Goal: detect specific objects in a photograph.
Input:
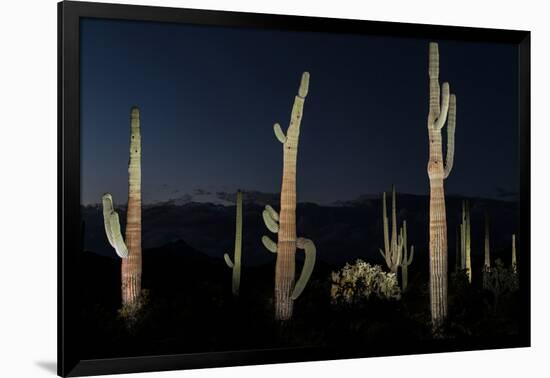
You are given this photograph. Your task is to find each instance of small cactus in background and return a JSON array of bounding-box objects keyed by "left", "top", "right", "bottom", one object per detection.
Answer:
[
  {"left": 459, "top": 200, "right": 472, "bottom": 283},
  {"left": 331, "top": 260, "right": 401, "bottom": 304},
  {"left": 379, "top": 185, "right": 404, "bottom": 274},
  {"left": 512, "top": 234, "right": 517, "bottom": 272},
  {"left": 261, "top": 72, "right": 317, "bottom": 320},
  {"left": 224, "top": 190, "right": 243, "bottom": 296},
  {"left": 482, "top": 212, "right": 491, "bottom": 289},
  {"left": 484, "top": 212, "right": 491, "bottom": 269},
  {"left": 400, "top": 221, "right": 414, "bottom": 292}
]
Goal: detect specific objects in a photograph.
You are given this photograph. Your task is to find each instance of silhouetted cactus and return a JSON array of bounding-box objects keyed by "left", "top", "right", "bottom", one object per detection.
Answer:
[
  {"left": 224, "top": 190, "right": 243, "bottom": 296},
  {"left": 426, "top": 42, "right": 457, "bottom": 330},
  {"left": 261, "top": 72, "right": 316, "bottom": 320}
]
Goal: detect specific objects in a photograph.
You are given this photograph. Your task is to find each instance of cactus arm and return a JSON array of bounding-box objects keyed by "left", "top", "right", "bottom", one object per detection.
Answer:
[
  {"left": 262, "top": 235, "right": 277, "bottom": 253},
  {"left": 443, "top": 94, "right": 456, "bottom": 179},
  {"left": 298, "top": 72, "right": 310, "bottom": 98},
  {"left": 434, "top": 82, "right": 450, "bottom": 130},
  {"left": 108, "top": 212, "right": 129, "bottom": 258},
  {"left": 407, "top": 245, "right": 414, "bottom": 265},
  {"left": 102, "top": 193, "right": 128, "bottom": 258},
  {"left": 262, "top": 208, "right": 279, "bottom": 233},
  {"left": 291, "top": 237, "right": 316, "bottom": 300},
  {"left": 102, "top": 194, "right": 115, "bottom": 247},
  {"left": 396, "top": 227, "right": 404, "bottom": 267},
  {"left": 274, "top": 123, "right": 287, "bottom": 144},
  {"left": 428, "top": 42, "right": 441, "bottom": 125},
  {"left": 379, "top": 248, "right": 390, "bottom": 266},
  {"left": 265, "top": 204, "right": 279, "bottom": 222},
  {"left": 224, "top": 253, "right": 234, "bottom": 268}
]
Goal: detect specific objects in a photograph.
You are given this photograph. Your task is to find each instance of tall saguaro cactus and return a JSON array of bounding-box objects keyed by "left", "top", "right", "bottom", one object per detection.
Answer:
[
  {"left": 261, "top": 72, "right": 317, "bottom": 321},
  {"left": 459, "top": 200, "right": 472, "bottom": 282},
  {"left": 426, "top": 42, "right": 457, "bottom": 330},
  {"left": 102, "top": 106, "right": 143, "bottom": 312},
  {"left": 224, "top": 190, "right": 243, "bottom": 296}
]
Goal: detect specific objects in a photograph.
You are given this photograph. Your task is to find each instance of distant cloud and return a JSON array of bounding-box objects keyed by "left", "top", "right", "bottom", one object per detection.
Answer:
[{"left": 193, "top": 188, "right": 212, "bottom": 196}]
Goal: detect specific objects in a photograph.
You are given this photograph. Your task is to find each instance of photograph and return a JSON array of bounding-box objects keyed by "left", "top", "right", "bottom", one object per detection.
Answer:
[{"left": 76, "top": 14, "right": 526, "bottom": 362}]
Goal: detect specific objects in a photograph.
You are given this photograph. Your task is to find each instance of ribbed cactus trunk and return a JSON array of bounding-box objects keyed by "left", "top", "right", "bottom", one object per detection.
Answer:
[
  {"left": 121, "top": 106, "right": 142, "bottom": 308},
  {"left": 274, "top": 73, "right": 309, "bottom": 321},
  {"left": 426, "top": 42, "right": 456, "bottom": 331}
]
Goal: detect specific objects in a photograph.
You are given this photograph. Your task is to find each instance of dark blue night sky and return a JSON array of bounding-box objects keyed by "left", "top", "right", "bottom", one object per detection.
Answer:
[{"left": 80, "top": 18, "right": 519, "bottom": 205}]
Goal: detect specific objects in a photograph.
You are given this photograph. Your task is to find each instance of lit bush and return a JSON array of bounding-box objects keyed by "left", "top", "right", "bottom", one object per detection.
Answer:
[{"left": 330, "top": 259, "right": 401, "bottom": 304}]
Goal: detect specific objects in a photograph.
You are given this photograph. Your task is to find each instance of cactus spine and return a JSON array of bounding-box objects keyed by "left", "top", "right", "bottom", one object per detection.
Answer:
[
  {"left": 459, "top": 200, "right": 472, "bottom": 282},
  {"left": 400, "top": 221, "right": 414, "bottom": 292},
  {"left": 102, "top": 106, "right": 142, "bottom": 311},
  {"left": 261, "top": 72, "right": 317, "bottom": 320},
  {"left": 379, "top": 185, "right": 404, "bottom": 274},
  {"left": 224, "top": 190, "right": 243, "bottom": 296},
  {"left": 426, "top": 42, "right": 457, "bottom": 330}
]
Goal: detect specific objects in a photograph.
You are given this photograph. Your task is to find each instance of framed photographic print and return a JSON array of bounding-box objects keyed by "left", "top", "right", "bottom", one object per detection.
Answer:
[{"left": 58, "top": 1, "right": 530, "bottom": 376}]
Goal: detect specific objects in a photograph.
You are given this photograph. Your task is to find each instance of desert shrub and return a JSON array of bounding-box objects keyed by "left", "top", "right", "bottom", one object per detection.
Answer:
[
  {"left": 483, "top": 259, "right": 519, "bottom": 312},
  {"left": 330, "top": 259, "right": 401, "bottom": 305}
]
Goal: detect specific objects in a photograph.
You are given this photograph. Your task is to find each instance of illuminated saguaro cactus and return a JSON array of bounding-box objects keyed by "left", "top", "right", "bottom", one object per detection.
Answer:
[
  {"left": 426, "top": 42, "right": 457, "bottom": 330},
  {"left": 102, "top": 106, "right": 142, "bottom": 312},
  {"left": 224, "top": 190, "right": 243, "bottom": 296},
  {"left": 261, "top": 72, "right": 317, "bottom": 321}
]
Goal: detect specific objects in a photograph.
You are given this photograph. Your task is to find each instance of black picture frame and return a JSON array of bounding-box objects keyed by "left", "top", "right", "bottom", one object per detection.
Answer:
[{"left": 58, "top": 1, "right": 531, "bottom": 376}]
